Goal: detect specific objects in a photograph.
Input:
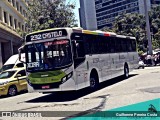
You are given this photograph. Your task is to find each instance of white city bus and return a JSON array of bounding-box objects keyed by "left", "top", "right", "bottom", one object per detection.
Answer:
[{"left": 19, "top": 27, "right": 138, "bottom": 93}]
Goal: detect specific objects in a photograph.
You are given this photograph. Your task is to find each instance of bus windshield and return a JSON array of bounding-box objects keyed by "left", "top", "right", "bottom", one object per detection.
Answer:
[{"left": 26, "top": 39, "right": 72, "bottom": 72}]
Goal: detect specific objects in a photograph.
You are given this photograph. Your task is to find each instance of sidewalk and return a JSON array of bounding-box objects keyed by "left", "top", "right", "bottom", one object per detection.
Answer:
[{"left": 144, "top": 63, "right": 160, "bottom": 67}]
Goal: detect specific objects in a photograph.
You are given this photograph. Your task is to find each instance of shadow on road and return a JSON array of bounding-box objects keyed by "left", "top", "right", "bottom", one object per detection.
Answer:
[
  {"left": 25, "top": 74, "right": 138, "bottom": 103},
  {"left": 0, "top": 90, "right": 28, "bottom": 99}
]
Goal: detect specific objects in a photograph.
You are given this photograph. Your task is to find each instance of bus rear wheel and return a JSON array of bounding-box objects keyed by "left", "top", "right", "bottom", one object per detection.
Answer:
[
  {"left": 90, "top": 71, "right": 99, "bottom": 91},
  {"left": 124, "top": 65, "right": 129, "bottom": 79}
]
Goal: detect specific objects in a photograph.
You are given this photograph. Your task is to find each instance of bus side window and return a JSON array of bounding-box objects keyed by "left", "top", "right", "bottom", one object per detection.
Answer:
[
  {"left": 121, "top": 38, "right": 127, "bottom": 52},
  {"left": 131, "top": 40, "right": 136, "bottom": 51},
  {"left": 76, "top": 41, "right": 85, "bottom": 58},
  {"left": 71, "top": 33, "right": 85, "bottom": 68},
  {"left": 110, "top": 37, "right": 115, "bottom": 53},
  {"left": 71, "top": 33, "right": 85, "bottom": 58},
  {"left": 127, "top": 40, "right": 132, "bottom": 52}
]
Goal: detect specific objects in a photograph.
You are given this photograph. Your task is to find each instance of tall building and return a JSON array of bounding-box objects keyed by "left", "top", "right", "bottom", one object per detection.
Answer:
[
  {"left": 79, "top": 0, "right": 160, "bottom": 30},
  {"left": 0, "top": 0, "right": 28, "bottom": 67},
  {"left": 151, "top": 0, "right": 160, "bottom": 4},
  {"left": 79, "top": 0, "right": 97, "bottom": 30}
]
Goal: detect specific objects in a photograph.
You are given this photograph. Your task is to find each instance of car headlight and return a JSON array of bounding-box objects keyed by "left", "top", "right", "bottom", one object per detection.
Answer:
[{"left": 0, "top": 81, "right": 9, "bottom": 86}]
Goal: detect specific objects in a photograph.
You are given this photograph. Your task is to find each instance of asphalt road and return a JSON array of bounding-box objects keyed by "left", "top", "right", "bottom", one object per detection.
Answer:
[{"left": 0, "top": 66, "right": 160, "bottom": 120}]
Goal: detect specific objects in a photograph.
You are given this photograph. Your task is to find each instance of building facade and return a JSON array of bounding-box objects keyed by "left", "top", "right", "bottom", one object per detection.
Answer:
[
  {"left": 79, "top": 0, "right": 160, "bottom": 30},
  {"left": 0, "top": 0, "right": 28, "bottom": 67}
]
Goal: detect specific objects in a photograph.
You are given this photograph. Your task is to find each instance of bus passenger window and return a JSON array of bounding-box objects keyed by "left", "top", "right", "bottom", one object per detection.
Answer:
[
  {"left": 78, "top": 41, "right": 85, "bottom": 57},
  {"left": 74, "top": 40, "right": 85, "bottom": 58}
]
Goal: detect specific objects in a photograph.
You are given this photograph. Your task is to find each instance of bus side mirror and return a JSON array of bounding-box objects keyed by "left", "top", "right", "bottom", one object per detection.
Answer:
[
  {"left": 72, "top": 41, "right": 78, "bottom": 59},
  {"left": 18, "top": 46, "right": 25, "bottom": 63}
]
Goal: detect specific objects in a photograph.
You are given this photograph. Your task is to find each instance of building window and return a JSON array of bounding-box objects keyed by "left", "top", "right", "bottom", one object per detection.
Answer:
[
  {"left": 20, "top": 6, "right": 22, "bottom": 14},
  {"left": 22, "top": 25, "right": 24, "bottom": 31},
  {"left": 12, "top": 0, "right": 15, "bottom": 7},
  {"left": 23, "top": 10, "right": 25, "bottom": 17},
  {"left": 9, "top": 15, "right": 13, "bottom": 26},
  {"left": 4, "top": 11, "right": 8, "bottom": 24},
  {"left": 16, "top": 1, "right": 19, "bottom": 11},
  {"left": 25, "top": 26, "right": 27, "bottom": 32},
  {"left": 18, "top": 22, "right": 21, "bottom": 29},
  {"left": 14, "top": 19, "right": 17, "bottom": 29},
  {"left": 0, "top": 7, "right": 2, "bottom": 21},
  {"left": 8, "top": 0, "right": 11, "bottom": 3}
]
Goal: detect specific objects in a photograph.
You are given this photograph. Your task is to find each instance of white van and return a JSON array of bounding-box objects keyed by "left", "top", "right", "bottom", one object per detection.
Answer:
[{"left": 0, "top": 54, "right": 25, "bottom": 72}]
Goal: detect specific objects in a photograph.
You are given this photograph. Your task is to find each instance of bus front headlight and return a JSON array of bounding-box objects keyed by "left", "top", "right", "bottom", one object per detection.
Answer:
[{"left": 62, "top": 77, "right": 67, "bottom": 83}]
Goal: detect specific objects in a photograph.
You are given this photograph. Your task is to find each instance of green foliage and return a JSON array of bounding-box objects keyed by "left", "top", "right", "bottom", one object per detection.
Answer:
[
  {"left": 100, "top": 27, "right": 115, "bottom": 32},
  {"left": 102, "top": 5, "right": 160, "bottom": 52},
  {"left": 26, "top": 0, "right": 78, "bottom": 32},
  {"left": 16, "top": 28, "right": 26, "bottom": 41},
  {"left": 138, "top": 50, "right": 144, "bottom": 56}
]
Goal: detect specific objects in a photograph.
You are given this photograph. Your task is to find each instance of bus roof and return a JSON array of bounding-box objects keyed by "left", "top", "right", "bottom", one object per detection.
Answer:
[
  {"left": 93, "top": 30, "right": 117, "bottom": 35},
  {"left": 26, "top": 27, "right": 71, "bottom": 36},
  {"left": 73, "top": 29, "right": 135, "bottom": 39},
  {"left": 26, "top": 27, "right": 135, "bottom": 40},
  {"left": 116, "top": 35, "right": 136, "bottom": 39}
]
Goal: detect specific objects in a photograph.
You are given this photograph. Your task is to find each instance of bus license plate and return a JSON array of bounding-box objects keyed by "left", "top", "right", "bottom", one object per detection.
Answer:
[{"left": 42, "top": 85, "right": 50, "bottom": 89}]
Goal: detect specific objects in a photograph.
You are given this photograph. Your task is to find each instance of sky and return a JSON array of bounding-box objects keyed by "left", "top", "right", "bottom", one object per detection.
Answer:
[{"left": 66, "top": 0, "right": 80, "bottom": 26}]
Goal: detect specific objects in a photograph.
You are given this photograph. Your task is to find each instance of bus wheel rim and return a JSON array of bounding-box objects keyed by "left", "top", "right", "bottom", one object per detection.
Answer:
[
  {"left": 90, "top": 78, "right": 96, "bottom": 87},
  {"left": 125, "top": 68, "right": 129, "bottom": 77}
]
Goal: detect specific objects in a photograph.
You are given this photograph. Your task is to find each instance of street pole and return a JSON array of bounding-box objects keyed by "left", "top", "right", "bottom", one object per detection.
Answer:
[{"left": 144, "top": 0, "right": 153, "bottom": 55}]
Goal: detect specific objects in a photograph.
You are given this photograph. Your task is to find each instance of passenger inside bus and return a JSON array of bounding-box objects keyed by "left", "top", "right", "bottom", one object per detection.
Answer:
[{"left": 43, "top": 53, "right": 52, "bottom": 69}]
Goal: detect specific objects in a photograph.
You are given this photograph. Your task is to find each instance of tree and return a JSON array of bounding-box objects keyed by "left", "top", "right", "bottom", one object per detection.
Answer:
[
  {"left": 106, "top": 5, "right": 160, "bottom": 52},
  {"left": 101, "top": 26, "right": 115, "bottom": 32},
  {"left": 26, "top": 0, "right": 77, "bottom": 32}
]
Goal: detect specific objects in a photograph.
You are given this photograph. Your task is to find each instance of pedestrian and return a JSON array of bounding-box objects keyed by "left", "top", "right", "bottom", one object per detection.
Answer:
[
  {"left": 154, "top": 54, "right": 158, "bottom": 66},
  {"left": 157, "top": 54, "right": 160, "bottom": 65},
  {"left": 146, "top": 54, "right": 152, "bottom": 66}
]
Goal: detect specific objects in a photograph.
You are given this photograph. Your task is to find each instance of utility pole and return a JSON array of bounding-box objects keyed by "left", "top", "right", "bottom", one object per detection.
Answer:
[{"left": 144, "top": 0, "right": 153, "bottom": 55}]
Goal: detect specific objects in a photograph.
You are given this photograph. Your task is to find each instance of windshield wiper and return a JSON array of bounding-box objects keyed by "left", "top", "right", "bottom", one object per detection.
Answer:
[
  {"left": 33, "top": 42, "right": 42, "bottom": 62},
  {"left": 33, "top": 42, "right": 39, "bottom": 53}
]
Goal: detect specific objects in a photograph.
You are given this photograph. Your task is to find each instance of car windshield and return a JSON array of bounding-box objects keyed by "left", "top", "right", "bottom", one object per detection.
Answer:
[
  {"left": 26, "top": 39, "right": 72, "bottom": 72},
  {"left": 0, "top": 64, "right": 14, "bottom": 72},
  {"left": 0, "top": 70, "right": 16, "bottom": 79}
]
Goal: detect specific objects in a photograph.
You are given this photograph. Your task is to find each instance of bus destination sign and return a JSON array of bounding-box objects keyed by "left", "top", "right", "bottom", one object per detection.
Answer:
[{"left": 26, "top": 29, "right": 67, "bottom": 42}]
